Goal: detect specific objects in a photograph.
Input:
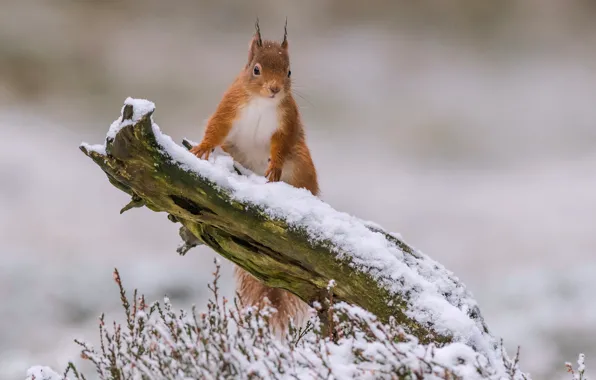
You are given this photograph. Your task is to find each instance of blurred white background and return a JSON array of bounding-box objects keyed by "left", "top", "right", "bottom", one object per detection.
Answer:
[{"left": 1, "top": 1, "right": 596, "bottom": 378}]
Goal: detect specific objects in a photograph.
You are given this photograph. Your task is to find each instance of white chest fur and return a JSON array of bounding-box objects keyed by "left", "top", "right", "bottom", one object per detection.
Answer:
[{"left": 226, "top": 97, "right": 281, "bottom": 174}]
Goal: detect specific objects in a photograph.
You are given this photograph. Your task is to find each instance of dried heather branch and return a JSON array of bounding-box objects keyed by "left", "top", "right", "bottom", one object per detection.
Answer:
[{"left": 39, "top": 263, "right": 550, "bottom": 380}]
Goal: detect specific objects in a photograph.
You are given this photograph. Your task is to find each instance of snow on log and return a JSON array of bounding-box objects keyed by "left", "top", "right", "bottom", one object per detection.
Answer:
[{"left": 79, "top": 97, "right": 506, "bottom": 371}]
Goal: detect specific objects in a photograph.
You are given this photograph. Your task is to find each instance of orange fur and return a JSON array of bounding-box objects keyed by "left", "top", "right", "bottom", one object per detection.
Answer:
[
  {"left": 234, "top": 267, "right": 308, "bottom": 334},
  {"left": 192, "top": 24, "right": 318, "bottom": 333}
]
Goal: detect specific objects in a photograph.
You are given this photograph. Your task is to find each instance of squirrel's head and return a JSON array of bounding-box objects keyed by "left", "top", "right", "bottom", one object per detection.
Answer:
[{"left": 242, "top": 18, "right": 291, "bottom": 101}]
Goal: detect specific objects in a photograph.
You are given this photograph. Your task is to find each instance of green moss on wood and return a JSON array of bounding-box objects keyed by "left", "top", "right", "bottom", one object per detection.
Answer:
[{"left": 80, "top": 103, "right": 489, "bottom": 348}]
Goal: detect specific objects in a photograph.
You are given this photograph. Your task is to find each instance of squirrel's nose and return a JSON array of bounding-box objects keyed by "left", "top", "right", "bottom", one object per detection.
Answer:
[{"left": 269, "top": 86, "right": 281, "bottom": 95}]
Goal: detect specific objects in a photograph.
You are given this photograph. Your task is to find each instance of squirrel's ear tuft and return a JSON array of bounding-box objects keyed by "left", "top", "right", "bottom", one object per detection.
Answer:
[
  {"left": 281, "top": 17, "right": 288, "bottom": 49},
  {"left": 254, "top": 17, "right": 263, "bottom": 47},
  {"left": 248, "top": 18, "right": 263, "bottom": 63}
]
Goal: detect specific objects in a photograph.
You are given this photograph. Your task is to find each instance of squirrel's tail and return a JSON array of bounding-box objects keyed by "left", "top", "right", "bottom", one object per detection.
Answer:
[{"left": 234, "top": 266, "right": 308, "bottom": 335}]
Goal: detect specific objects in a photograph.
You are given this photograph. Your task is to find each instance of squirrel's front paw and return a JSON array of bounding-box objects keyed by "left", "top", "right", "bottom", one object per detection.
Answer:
[
  {"left": 190, "top": 143, "right": 214, "bottom": 160},
  {"left": 264, "top": 163, "right": 282, "bottom": 182}
]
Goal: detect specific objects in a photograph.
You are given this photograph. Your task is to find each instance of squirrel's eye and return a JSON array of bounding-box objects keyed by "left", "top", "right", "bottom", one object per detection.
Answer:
[
  {"left": 288, "top": 70, "right": 291, "bottom": 78},
  {"left": 253, "top": 65, "right": 261, "bottom": 76}
]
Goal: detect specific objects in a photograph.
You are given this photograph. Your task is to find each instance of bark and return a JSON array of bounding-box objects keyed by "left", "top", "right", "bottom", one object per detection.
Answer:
[{"left": 80, "top": 101, "right": 493, "bottom": 350}]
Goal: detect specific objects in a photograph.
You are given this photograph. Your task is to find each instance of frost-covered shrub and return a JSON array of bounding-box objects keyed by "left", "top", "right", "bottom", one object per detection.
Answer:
[
  {"left": 26, "top": 260, "right": 587, "bottom": 380},
  {"left": 566, "top": 354, "right": 587, "bottom": 380}
]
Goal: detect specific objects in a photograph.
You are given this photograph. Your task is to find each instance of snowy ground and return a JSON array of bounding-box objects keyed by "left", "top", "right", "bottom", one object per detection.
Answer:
[{"left": 1, "top": 107, "right": 595, "bottom": 379}]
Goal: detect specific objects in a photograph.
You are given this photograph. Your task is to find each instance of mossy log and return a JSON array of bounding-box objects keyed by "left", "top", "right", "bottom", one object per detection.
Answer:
[{"left": 80, "top": 100, "right": 497, "bottom": 357}]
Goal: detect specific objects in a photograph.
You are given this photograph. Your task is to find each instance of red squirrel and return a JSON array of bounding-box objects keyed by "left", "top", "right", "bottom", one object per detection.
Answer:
[{"left": 191, "top": 20, "right": 318, "bottom": 333}]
